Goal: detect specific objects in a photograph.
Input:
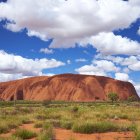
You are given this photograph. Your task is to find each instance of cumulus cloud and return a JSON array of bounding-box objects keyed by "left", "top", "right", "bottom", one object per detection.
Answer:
[
  {"left": 81, "top": 32, "right": 140, "bottom": 55},
  {"left": 129, "top": 62, "right": 140, "bottom": 71},
  {"left": 95, "top": 54, "right": 140, "bottom": 71},
  {"left": 75, "top": 65, "right": 107, "bottom": 76},
  {"left": 40, "top": 48, "right": 54, "bottom": 54},
  {"left": 0, "top": 0, "right": 140, "bottom": 48},
  {"left": 0, "top": 50, "right": 65, "bottom": 81},
  {"left": 0, "top": 73, "right": 23, "bottom": 82},
  {"left": 115, "top": 73, "right": 129, "bottom": 81},
  {"left": 75, "top": 60, "right": 119, "bottom": 76},
  {"left": 95, "top": 54, "right": 124, "bottom": 63},
  {"left": 93, "top": 60, "right": 119, "bottom": 72}
]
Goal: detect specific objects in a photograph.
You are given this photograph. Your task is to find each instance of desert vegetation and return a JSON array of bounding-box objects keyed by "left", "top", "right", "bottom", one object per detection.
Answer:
[
  {"left": 108, "top": 92, "right": 119, "bottom": 102},
  {"left": 0, "top": 100, "right": 139, "bottom": 140}
]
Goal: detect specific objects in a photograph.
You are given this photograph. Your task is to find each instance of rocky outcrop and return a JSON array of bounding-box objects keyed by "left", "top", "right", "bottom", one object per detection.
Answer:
[{"left": 0, "top": 74, "right": 139, "bottom": 101}]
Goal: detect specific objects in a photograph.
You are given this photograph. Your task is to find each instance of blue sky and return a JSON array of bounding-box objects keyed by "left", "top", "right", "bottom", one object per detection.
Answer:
[{"left": 0, "top": 0, "right": 140, "bottom": 95}]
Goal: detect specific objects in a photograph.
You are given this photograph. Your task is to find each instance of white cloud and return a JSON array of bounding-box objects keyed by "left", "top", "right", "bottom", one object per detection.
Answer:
[
  {"left": 75, "top": 65, "right": 107, "bottom": 76},
  {"left": 135, "top": 83, "right": 140, "bottom": 96},
  {"left": 81, "top": 32, "right": 140, "bottom": 55},
  {"left": 93, "top": 60, "right": 120, "bottom": 72},
  {"left": 0, "top": 73, "right": 23, "bottom": 82},
  {"left": 137, "top": 27, "right": 140, "bottom": 35},
  {"left": 0, "top": 50, "right": 65, "bottom": 81},
  {"left": 115, "top": 73, "right": 140, "bottom": 96},
  {"left": 40, "top": 48, "right": 54, "bottom": 54},
  {"left": 95, "top": 54, "right": 140, "bottom": 70},
  {"left": 122, "top": 67, "right": 130, "bottom": 73},
  {"left": 45, "top": 73, "right": 55, "bottom": 76},
  {"left": 95, "top": 54, "right": 140, "bottom": 72},
  {"left": 129, "top": 62, "right": 140, "bottom": 71},
  {"left": 27, "top": 30, "right": 47, "bottom": 41},
  {"left": 121, "top": 56, "right": 138, "bottom": 66},
  {"left": 75, "top": 58, "right": 87, "bottom": 62},
  {"left": 95, "top": 54, "right": 124, "bottom": 63},
  {"left": 0, "top": 0, "right": 140, "bottom": 48},
  {"left": 75, "top": 60, "right": 119, "bottom": 76},
  {"left": 67, "top": 60, "right": 71, "bottom": 64},
  {"left": 115, "top": 73, "right": 129, "bottom": 81}
]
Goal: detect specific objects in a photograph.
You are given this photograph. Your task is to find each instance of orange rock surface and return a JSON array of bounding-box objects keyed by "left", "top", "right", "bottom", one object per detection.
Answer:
[{"left": 0, "top": 74, "right": 138, "bottom": 101}]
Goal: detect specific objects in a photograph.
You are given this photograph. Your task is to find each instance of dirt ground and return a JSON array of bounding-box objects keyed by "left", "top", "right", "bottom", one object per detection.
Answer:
[{"left": 55, "top": 128, "right": 134, "bottom": 140}]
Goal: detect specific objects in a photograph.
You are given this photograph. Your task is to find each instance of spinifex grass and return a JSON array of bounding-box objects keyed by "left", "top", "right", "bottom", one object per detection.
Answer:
[{"left": 13, "top": 129, "right": 37, "bottom": 139}]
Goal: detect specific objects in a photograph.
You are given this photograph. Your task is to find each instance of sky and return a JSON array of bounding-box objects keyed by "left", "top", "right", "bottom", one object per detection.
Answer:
[{"left": 0, "top": 0, "right": 140, "bottom": 95}]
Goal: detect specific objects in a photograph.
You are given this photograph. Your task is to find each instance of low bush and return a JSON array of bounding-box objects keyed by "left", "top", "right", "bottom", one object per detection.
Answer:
[
  {"left": 46, "top": 119, "right": 61, "bottom": 127},
  {"left": 35, "top": 114, "right": 47, "bottom": 120},
  {"left": 7, "top": 123, "right": 18, "bottom": 129},
  {"left": 108, "top": 93, "right": 119, "bottom": 102},
  {"left": 0, "top": 125, "right": 9, "bottom": 134},
  {"left": 118, "top": 114, "right": 128, "bottom": 120},
  {"left": 22, "top": 119, "right": 32, "bottom": 124},
  {"left": 37, "top": 123, "right": 54, "bottom": 140},
  {"left": 136, "top": 132, "right": 140, "bottom": 140},
  {"left": 72, "top": 121, "right": 129, "bottom": 134},
  {"left": 60, "top": 120, "right": 73, "bottom": 130},
  {"left": 71, "top": 106, "right": 79, "bottom": 113},
  {"left": 127, "top": 96, "right": 138, "bottom": 102},
  {"left": 42, "top": 100, "right": 52, "bottom": 106},
  {"left": 34, "top": 122, "right": 43, "bottom": 128},
  {"left": 13, "top": 129, "right": 37, "bottom": 139}
]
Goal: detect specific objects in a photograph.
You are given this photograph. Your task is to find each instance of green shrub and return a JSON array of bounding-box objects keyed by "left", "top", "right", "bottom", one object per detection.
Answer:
[
  {"left": 124, "top": 124, "right": 137, "bottom": 132},
  {"left": 36, "top": 114, "right": 46, "bottom": 120},
  {"left": 0, "top": 125, "right": 9, "bottom": 134},
  {"left": 13, "top": 129, "right": 37, "bottom": 139},
  {"left": 60, "top": 121, "right": 73, "bottom": 129},
  {"left": 46, "top": 119, "right": 61, "bottom": 127},
  {"left": 46, "top": 114, "right": 61, "bottom": 120},
  {"left": 43, "top": 123, "right": 52, "bottom": 130},
  {"left": 108, "top": 93, "right": 119, "bottom": 102},
  {"left": 37, "top": 130, "right": 54, "bottom": 140},
  {"left": 22, "top": 119, "right": 32, "bottom": 124},
  {"left": 72, "top": 121, "right": 122, "bottom": 134},
  {"left": 127, "top": 96, "right": 138, "bottom": 102},
  {"left": 71, "top": 106, "right": 79, "bottom": 113},
  {"left": 7, "top": 123, "right": 18, "bottom": 129},
  {"left": 37, "top": 123, "right": 54, "bottom": 140},
  {"left": 118, "top": 114, "right": 128, "bottom": 120},
  {"left": 136, "top": 133, "right": 140, "bottom": 140},
  {"left": 34, "top": 122, "right": 43, "bottom": 128},
  {"left": 42, "top": 100, "right": 52, "bottom": 106},
  {"left": 72, "top": 122, "right": 94, "bottom": 134}
]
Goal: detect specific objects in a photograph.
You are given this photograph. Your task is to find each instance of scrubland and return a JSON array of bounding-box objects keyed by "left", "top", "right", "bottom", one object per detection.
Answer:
[{"left": 0, "top": 101, "right": 139, "bottom": 140}]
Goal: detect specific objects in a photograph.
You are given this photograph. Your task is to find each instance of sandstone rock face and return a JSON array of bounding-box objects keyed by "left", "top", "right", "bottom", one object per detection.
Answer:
[{"left": 0, "top": 74, "right": 139, "bottom": 101}]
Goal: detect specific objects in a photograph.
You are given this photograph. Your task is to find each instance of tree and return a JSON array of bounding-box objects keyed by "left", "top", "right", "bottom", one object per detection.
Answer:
[{"left": 108, "top": 92, "right": 119, "bottom": 102}]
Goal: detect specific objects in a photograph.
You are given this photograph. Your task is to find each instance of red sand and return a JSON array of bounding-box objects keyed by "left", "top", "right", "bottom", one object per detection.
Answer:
[{"left": 55, "top": 128, "right": 135, "bottom": 140}]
